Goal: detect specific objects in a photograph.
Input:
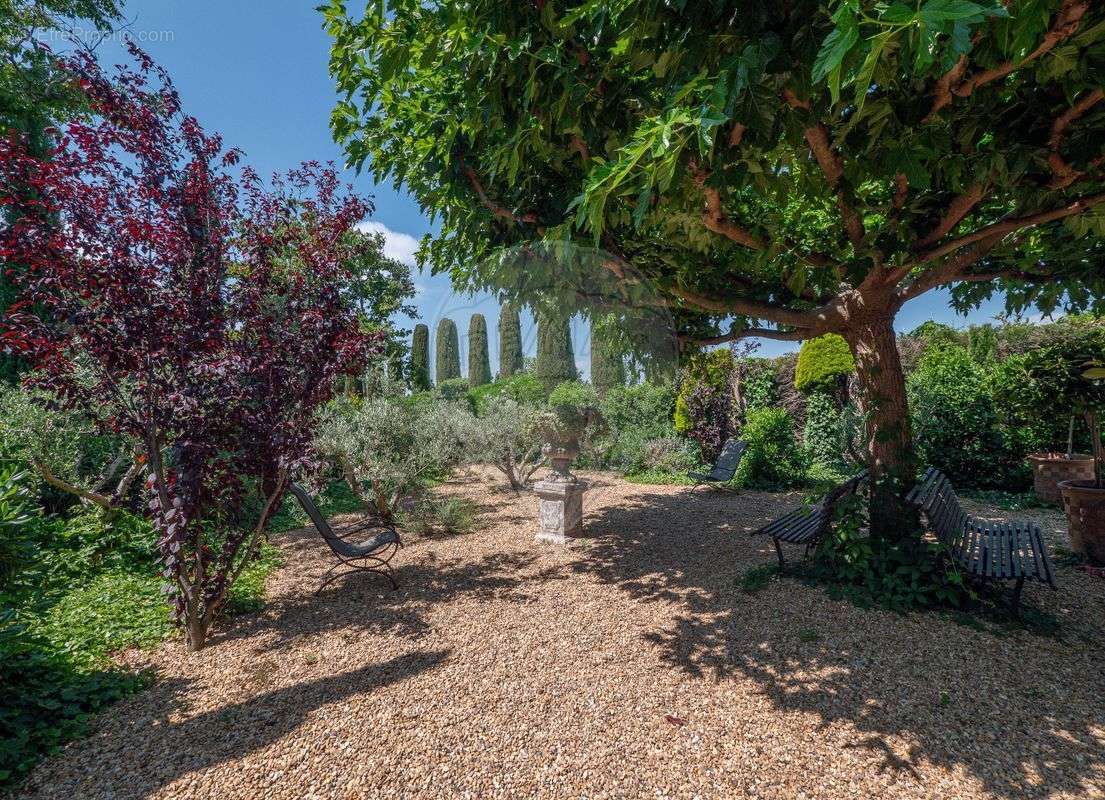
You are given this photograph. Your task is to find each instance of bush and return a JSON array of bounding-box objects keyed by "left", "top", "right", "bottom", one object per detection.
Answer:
[
  {"left": 468, "top": 373, "right": 545, "bottom": 416},
  {"left": 467, "top": 395, "right": 544, "bottom": 489},
  {"left": 437, "top": 377, "right": 472, "bottom": 405},
  {"left": 596, "top": 383, "right": 679, "bottom": 472},
  {"left": 908, "top": 346, "right": 1023, "bottom": 488},
  {"left": 736, "top": 408, "right": 809, "bottom": 489},
  {"left": 803, "top": 391, "right": 845, "bottom": 469},
  {"left": 640, "top": 437, "right": 699, "bottom": 473},
  {"left": 675, "top": 350, "right": 734, "bottom": 462},
  {"left": 794, "top": 333, "right": 854, "bottom": 394},
  {"left": 398, "top": 495, "right": 478, "bottom": 536}
]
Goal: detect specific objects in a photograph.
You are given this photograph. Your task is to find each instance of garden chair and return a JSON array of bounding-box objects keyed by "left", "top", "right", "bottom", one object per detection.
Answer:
[
  {"left": 906, "top": 467, "right": 1056, "bottom": 614},
  {"left": 688, "top": 438, "right": 747, "bottom": 491},
  {"left": 753, "top": 471, "right": 868, "bottom": 567},
  {"left": 286, "top": 482, "right": 402, "bottom": 594}
]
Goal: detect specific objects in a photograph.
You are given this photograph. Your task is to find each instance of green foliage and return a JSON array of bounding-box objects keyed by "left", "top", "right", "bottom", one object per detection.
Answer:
[
  {"left": 811, "top": 495, "right": 968, "bottom": 612},
  {"left": 803, "top": 390, "right": 845, "bottom": 469},
  {"left": 0, "top": 466, "right": 34, "bottom": 589},
  {"left": 434, "top": 318, "right": 461, "bottom": 383},
  {"left": 410, "top": 323, "right": 432, "bottom": 390},
  {"left": 398, "top": 495, "right": 478, "bottom": 536},
  {"left": 468, "top": 372, "right": 546, "bottom": 416},
  {"left": 908, "top": 345, "right": 1025, "bottom": 488},
  {"left": 534, "top": 314, "right": 576, "bottom": 392},
  {"left": 736, "top": 408, "right": 809, "bottom": 489},
  {"left": 437, "top": 377, "right": 472, "bottom": 405},
  {"left": 497, "top": 303, "right": 524, "bottom": 378},
  {"left": 547, "top": 380, "right": 598, "bottom": 410},
  {"left": 596, "top": 383, "right": 681, "bottom": 472},
  {"left": 737, "top": 358, "right": 779, "bottom": 416},
  {"left": 737, "top": 563, "right": 780, "bottom": 593},
  {"left": 674, "top": 350, "right": 733, "bottom": 433},
  {"left": 590, "top": 317, "right": 627, "bottom": 395},
  {"left": 794, "top": 334, "right": 855, "bottom": 394},
  {"left": 467, "top": 313, "right": 492, "bottom": 386}
]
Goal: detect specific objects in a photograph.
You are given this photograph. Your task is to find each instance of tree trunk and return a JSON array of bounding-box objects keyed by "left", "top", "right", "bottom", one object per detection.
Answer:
[
  {"left": 184, "top": 616, "right": 208, "bottom": 652},
  {"left": 844, "top": 313, "right": 918, "bottom": 539}
]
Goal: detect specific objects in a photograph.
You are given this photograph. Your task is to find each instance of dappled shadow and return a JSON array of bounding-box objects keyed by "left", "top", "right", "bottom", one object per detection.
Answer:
[
  {"left": 18, "top": 650, "right": 450, "bottom": 799},
  {"left": 578, "top": 486, "right": 1105, "bottom": 799}
]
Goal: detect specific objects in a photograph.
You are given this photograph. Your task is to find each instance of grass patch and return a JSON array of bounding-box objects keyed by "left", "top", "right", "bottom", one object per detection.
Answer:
[
  {"left": 737, "top": 563, "right": 779, "bottom": 593},
  {"left": 962, "top": 489, "right": 1049, "bottom": 511},
  {"left": 623, "top": 468, "right": 698, "bottom": 486}
]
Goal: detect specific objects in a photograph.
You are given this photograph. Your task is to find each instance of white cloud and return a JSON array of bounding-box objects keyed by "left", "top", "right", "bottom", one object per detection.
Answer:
[{"left": 356, "top": 220, "right": 420, "bottom": 266}]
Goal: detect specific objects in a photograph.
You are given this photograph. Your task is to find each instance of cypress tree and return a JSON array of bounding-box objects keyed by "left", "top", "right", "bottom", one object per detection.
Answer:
[
  {"left": 534, "top": 313, "right": 576, "bottom": 392},
  {"left": 435, "top": 317, "right": 461, "bottom": 383},
  {"left": 590, "top": 319, "right": 626, "bottom": 395},
  {"left": 410, "top": 323, "right": 432, "bottom": 390},
  {"left": 467, "top": 313, "right": 491, "bottom": 386},
  {"left": 497, "top": 302, "right": 524, "bottom": 378}
]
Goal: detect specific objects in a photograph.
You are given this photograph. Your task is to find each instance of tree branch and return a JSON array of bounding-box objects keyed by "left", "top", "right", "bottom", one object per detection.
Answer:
[
  {"left": 927, "top": 1, "right": 1089, "bottom": 119},
  {"left": 914, "top": 184, "right": 986, "bottom": 248},
  {"left": 32, "top": 460, "right": 114, "bottom": 509},
  {"left": 701, "top": 185, "right": 766, "bottom": 249},
  {"left": 1048, "top": 88, "right": 1105, "bottom": 188},
  {"left": 667, "top": 284, "right": 827, "bottom": 329},
  {"left": 681, "top": 326, "right": 809, "bottom": 348},
  {"left": 462, "top": 164, "right": 539, "bottom": 225},
  {"left": 916, "top": 192, "right": 1105, "bottom": 263},
  {"left": 895, "top": 232, "right": 1007, "bottom": 305}
]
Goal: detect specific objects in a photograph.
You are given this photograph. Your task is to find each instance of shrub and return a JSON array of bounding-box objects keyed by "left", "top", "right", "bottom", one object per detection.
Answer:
[
  {"left": 497, "top": 303, "right": 524, "bottom": 378},
  {"left": 736, "top": 408, "right": 809, "bottom": 489},
  {"left": 468, "top": 372, "right": 545, "bottom": 416},
  {"left": 590, "top": 318, "right": 626, "bottom": 394},
  {"left": 467, "top": 313, "right": 492, "bottom": 386},
  {"left": 314, "top": 396, "right": 477, "bottom": 518},
  {"left": 640, "top": 437, "right": 699, "bottom": 473},
  {"left": 398, "top": 496, "right": 478, "bottom": 536},
  {"left": 437, "top": 377, "right": 472, "bottom": 405},
  {"left": 675, "top": 350, "right": 733, "bottom": 461},
  {"left": 467, "top": 396, "right": 544, "bottom": 489},
  {"left": 435, "top": 318, "right": 461, "bottom": 383},
  {"left": 908, "top": 346, "right": 1022, "bottom": 488},
  {"left": 410, "top": 323, "right": 432, "bottom": 390},
  {"left": 794, "top": 333, "right": 855, "bottom": 394},
  {"left": 803, "top": 391, "right": 845, "bottom": 470}
]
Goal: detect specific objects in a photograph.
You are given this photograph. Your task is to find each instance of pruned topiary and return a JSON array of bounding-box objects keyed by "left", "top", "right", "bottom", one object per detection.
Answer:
[{"left": 794, "top": 334, "right": 855, "bottom": 394}]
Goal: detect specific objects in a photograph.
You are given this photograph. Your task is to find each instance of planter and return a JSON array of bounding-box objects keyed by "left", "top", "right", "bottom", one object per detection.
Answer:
[
  {"left": 1058, "top": 479, "right": 1105, "bottom": 565},
  {"left": 1027, "top": 452, "right": 1096, "bottom": 504}
]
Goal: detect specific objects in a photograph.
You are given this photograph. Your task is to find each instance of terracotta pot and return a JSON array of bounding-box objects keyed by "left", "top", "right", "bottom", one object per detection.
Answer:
[
  {"left": 1027, "top": 452, "right": 1096, "bottom": 504},
  {"left": 1059, "top": 479, "right": 1105, "bottom": 565}
]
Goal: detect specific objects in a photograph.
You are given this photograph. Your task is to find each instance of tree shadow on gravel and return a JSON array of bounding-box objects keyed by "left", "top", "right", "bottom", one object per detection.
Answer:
[
  {"left": 19, "top": 650, "right": 450, "bottom": 800},
  {"left": 205, "top": 528, "right": 568, "bottom": 657},
  {"left": 578, "top": 487, "right": 1105, "bottom": 800}
]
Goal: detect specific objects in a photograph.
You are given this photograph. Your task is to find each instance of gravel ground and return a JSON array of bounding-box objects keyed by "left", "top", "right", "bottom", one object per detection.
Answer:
[{"left": 18, "top": 469, "right": 1105, "bottom": 800}]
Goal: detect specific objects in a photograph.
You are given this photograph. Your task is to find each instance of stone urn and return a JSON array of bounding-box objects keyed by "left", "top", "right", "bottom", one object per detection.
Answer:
[
  {"left": 1059, "top": 480, "right": 1105, "bottom": 564},
  {"left": 1027, "top": 452, "right": 1096, "bottom": 505},
  {"left": 531, "top": 404, "right": 601, "bottom": 545}
]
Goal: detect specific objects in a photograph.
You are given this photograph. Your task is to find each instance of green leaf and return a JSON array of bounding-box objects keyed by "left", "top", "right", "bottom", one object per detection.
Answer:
[{"left": 812, "top": 17, "right": 859, "bottom": 83}]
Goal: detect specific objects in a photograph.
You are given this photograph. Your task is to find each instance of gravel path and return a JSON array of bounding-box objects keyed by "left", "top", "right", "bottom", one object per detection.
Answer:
[{"left": 18, "top": 470, "right": 1105, "bottom": 800}]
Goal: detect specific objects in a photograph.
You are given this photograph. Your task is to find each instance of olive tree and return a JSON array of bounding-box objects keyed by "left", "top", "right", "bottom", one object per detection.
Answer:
[{"left": 325, "top": 0, "right": 1105, "bottom": 535}]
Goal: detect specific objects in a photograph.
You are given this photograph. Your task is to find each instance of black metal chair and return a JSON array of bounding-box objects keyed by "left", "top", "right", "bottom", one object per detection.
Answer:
[
  {"left": 286, "top": 482, "right": 402, "bottom": 594},
  {"left": 688, "top": 438, "right": 747, "bottom": 490}
]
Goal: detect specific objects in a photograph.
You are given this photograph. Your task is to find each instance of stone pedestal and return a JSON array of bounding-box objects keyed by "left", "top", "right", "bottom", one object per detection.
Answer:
[{"left": 533, "top": 478, "right": 588, "bottom": 545}]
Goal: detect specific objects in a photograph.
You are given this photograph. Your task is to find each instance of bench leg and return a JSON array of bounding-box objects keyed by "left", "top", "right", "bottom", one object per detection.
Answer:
[
  {"left": 773, "top": 538, "right": 785, "bottom": 569},
  {"left": 1011, "top": 576, "right": 1025, "bottom": 618}
]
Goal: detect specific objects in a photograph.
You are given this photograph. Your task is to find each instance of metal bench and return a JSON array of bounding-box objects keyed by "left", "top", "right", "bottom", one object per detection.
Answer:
[
  {"left": 688, "top": 438, "right": 747, "bottom": 491},
  {"left": 286, "top": 482, "right": 402, "bottom": 594},
  {"left": 905, "top": 467, "right": 1056, "bottom": 613},
  {"left": 754, "top": 471, "right": 868, "bottom": 566}
]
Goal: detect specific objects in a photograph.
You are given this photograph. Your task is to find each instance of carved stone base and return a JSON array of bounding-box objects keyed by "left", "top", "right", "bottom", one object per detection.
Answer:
[{"left": 533, "top": 478, "right": 588, "bottom": 545}]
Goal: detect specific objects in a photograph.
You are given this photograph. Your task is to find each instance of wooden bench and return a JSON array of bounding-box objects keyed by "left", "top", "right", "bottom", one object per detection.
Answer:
[
  {"left": 754, "top": 471, "right": 868, "bottom": 567},
  {"left": 688, "top": 438, "right": 747, "bottom": 491},
  {"left": 287, "top": 482, "right": 402, "bottom": 594},
  {"left": 905, "top": 467, "right": 1056, "bottom": 613}
]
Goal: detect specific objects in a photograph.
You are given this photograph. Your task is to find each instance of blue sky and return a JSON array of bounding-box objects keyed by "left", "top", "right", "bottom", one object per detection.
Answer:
[{"left": 86, "top": 1, "right": 1032, "bottom": 376}]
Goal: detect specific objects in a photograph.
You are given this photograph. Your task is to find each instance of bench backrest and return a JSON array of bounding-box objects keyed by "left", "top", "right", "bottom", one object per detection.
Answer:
[
  {"left": 708, "top": 439, "right": 747, "bottom": 480},
  {"left": 908, "top": 467, "right": 968, "bottom": 545}
]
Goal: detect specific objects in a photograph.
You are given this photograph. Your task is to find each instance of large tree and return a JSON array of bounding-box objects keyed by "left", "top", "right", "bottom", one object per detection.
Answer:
[{"left": 325, "top": 0, "right": 1105, "bottom": 534}]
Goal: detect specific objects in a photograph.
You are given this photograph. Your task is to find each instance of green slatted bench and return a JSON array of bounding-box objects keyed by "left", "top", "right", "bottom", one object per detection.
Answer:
[
  {"left": 906, "top": 467, "right": 1057, "bottom": 614},
  {"left": 754, "top": 471, "right": 868, "bottom": 567}
]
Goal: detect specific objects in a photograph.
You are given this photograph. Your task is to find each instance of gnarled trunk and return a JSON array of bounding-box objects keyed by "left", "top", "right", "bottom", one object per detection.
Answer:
[{"left": 843, "top": 313, "right": 918, "bottom": 539}]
